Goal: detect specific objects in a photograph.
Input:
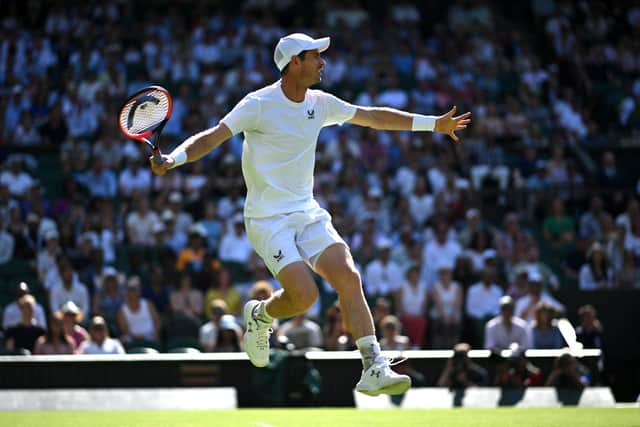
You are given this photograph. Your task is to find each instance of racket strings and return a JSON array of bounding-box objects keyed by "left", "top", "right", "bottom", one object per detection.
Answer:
[{"left": 119, "top": 90, "right": 170, "bottom": 135}]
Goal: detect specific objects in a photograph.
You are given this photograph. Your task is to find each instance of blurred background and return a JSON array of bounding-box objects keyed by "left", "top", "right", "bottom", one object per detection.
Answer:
[{"left": 0, "top": 0, "right": 638, "bottom": 406}]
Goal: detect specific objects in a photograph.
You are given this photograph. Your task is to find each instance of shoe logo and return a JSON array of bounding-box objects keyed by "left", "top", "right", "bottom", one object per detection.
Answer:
[
  {"left": 370, "top": 370, "right": 381, "bottom": 378},
  {"left": 273, "top": 249, "right": 284, "bottom": 262},
  {"left": 307, "top": 109, "right": 315, "bottom": 120}
]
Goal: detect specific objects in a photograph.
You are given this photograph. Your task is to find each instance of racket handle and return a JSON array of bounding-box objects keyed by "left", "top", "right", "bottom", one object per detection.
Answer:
[{"left": 152, "top": 148, "right": 164, "bottom": 165}]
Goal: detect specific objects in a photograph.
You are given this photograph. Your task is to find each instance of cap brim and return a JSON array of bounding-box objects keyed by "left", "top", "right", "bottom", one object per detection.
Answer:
[{"left": 310, "top": 37, "right": 330, "bottom": 53}]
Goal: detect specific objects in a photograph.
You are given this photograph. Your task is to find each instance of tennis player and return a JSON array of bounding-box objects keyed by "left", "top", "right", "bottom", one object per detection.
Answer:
[{"left": 151, "top": 33, "right": 471, "bottom": 396}]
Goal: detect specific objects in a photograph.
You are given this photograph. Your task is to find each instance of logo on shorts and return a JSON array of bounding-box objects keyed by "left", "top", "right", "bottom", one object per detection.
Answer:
[
  {"left": 273, "top": 249, "right": 284, "bottom": 262},
  {"left": 307, "top": 109, "right": 315, "bottom": 120}
]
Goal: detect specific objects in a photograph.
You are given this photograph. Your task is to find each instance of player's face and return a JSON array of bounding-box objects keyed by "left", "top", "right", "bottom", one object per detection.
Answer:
[{"left": 300, "top": 49, "right": 325, "bottom": 85}]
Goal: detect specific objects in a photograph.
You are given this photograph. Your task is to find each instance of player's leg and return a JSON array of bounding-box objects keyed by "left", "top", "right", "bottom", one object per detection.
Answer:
[
  {"left": 265, "top": 262, "right": 318, "bottom": 318},
  {"left": 314, "top": 243, "right": 411, "bottom": 396}
]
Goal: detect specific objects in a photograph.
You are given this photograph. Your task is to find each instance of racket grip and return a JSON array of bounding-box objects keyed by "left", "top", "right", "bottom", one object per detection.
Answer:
[{"left": 152, "top": 148, "right": 164, "bottom": 165}]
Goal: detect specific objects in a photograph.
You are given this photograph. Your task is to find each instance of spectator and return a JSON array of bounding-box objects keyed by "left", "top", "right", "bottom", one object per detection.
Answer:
[
  {"left": 364, "top": 237, "right": 402, "bottom": 299},
  {"left": 91, "top": 266, "right": 124, "bottom": 329},
  {"left": 394, "top": 264, "right": 428, "bottom": 348},
  {"left": 167, "top": 191, "right": 193, "bottom": 236},
  {"left": 79, "top": 157, "right": 117, "bottom": 199},
  {"left": 531, "top": 302, "right": 565, "bottom": 349},
  {"left": 542, "top": 196, "right": 575, "bottom": 248},
  {"left": 117, "top": 276, "right": 161, "bottom": 345},
  {"left": 59, "top": 301, "right": 89, "bottom": 351},
  {"left": 49, "top": 260, "right": 90, "bottom": 317},
  {"left": 430, "top": 259, "right": 463, "bottom": 350},
  {"left": 125, "top": 197, "right": 159, "bottom": 246},
  {"left": 545, "top": 352, "right": 591, "bottom": 389},
  {"left": 0, "top": 220, "right": 15, "bottom": 264},
  {"left": 323, "top": 302, "right": 355, "bottom": 351},
  {"left": 579, "top": 196, "right": 605, "bottom": 240},
  {"left": 464, "top": 230, "right": 494, "bottom": 273},
  {"left": 379, "top": 314, "right": 410, "bottom": 351},
  {"left": 2, "top": 282, "right": 47, "bottom": 330},
  {"left": 204, "top": 268, "right": 243, "bottom": 317},
  {"left": 575, "top": 305, "right": 606, "bottom": 351},
  {"left": 199, "top": 299, "right": 228, "bottom": 352},
  {"left": 37, "top": 229, "right": 61, "bottom": 283},
  {"left": 579, "top": 242, "right": 614, "bottom": 290},
  {"left": 511, "top": 246, "right": 560, "bottom": 292},
  {"left": 141, "top": 265, "right": 172, "bottom": 316},
  {"left": 3, "top": 294, "right": 45, "bottom": 354},
  {"left": 200, "top": 200, "right": 223, "bottom": 252},
  {"left": 598, "top": 151, "right": 627, "bottom": 188},
  {"left": 33, "top": 312, "right": 75, "bottom": 355},
  {"left": 466, "top": 265, "right": 503, "bottom": 347},
  {"left": 515, "top": 270, "right": 565, "bottom": 323},
  {"left": 437, "top": 343, "right": 489, "bottom": 387},
  {"left": 616, "top": 250, "right": 639, "bottom": 289},
  {"left": 160, "top": 210, "right": 187, "bottom": 255},
  {"left": 176, "top": 224, "right": 208, "bottom": 273},
  {"left": 214, "top": 315, "right": 243, "bottom": 352},
  {"left": 484, "top": 296, "right": 531, "bottom": 351},
  {"left": 79, "top": 316, "right": 125, "bottom": 355},
  {"left": 506, "top": 265, "right": 530, "bottom": 302},
  {"left": 218, "top": 214, "right": 253, "bottom": 265},
  {"left": 0, "top": 157, "right": 33, "bottom": 198},
  {"left": 278, "top": 313, "right": 323, "bottom": 350},
  {"left": 118, "top": 155, "right": 152, "bottom": 197},
  {"left": 422, "top": 220, "right": 462, "bottom": 288},
  {"left": 169, "top": 273, "right": 203, "bottom": 321}
]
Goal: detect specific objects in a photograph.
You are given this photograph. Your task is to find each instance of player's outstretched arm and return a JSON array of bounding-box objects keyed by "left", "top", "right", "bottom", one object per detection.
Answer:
[
  {"left": 149, "top": 123, "right": 233, "bottom": 176},
  {"left": 347, "top": 105, "right": 471, "bottom": 142}
]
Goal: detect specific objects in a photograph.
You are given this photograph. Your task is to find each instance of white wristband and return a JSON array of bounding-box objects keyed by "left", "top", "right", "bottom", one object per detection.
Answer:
[
  {"left": 169, "top": 150, "right": 188, "bottom": 169},
  {"left": 411, "top": 114, "right": 436, "bottom": 132}
]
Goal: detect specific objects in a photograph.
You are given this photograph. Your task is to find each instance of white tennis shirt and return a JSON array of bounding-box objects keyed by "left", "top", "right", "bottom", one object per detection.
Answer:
[{"left": 221, "top": 80, "right": 357, "bottom": 218}]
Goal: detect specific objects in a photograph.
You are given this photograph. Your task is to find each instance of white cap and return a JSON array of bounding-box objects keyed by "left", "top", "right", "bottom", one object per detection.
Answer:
[{"left": 273, "top": 33, "right": 330, "bottom": 71}]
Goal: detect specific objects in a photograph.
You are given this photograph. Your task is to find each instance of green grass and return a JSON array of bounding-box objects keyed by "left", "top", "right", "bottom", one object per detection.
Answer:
[{"left": 1, "top": 408, "right": 638, "bottom": 427}]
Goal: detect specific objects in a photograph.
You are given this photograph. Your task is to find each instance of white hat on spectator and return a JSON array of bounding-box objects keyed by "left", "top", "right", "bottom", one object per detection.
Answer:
[
  {"left": 189, "top": 223, "right": 207, "bottom": 237},
  {"left": 436, "top": 258, "right": 455, "bottom": 272},
  {"left": 102, "top": 266, "right": 118, "bottom": 279},
  {"left": 152, "top": 222, "right": 166, "bottom": 234},
  {"left": 161, "top": 209, "right": 175, "bottom": 222},
  {"left": 273, "top": 33, "right": 330, "bottom": 71},
  {"left": 376, "top": 237, "right": 392, "bottom": 250},
  {"left": 44, "top": 229, "right": 59, "bottom": 241},
  {"left": 368, "top": 187, "right": 383, "bottom": 199},
  {"left": 482, "top": 249, "right": 497, "bottom": 264},
  {"left": 168, "top": 191, "right": 183, "bottom": 204},
  {"left": 528, "top": 268, "right": 543, "bottom": 283}
]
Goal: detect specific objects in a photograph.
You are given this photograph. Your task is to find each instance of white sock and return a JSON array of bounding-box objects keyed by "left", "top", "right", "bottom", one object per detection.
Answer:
[
  {"left": 253, "top": 300, "right": 273, "bottom": 323},
  {"left": 356, "top": 335, "right": 381, "bottom": 371}
]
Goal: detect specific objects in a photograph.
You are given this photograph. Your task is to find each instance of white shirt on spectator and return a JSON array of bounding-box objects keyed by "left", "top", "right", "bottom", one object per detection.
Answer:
[
  {"left": 0, "top": 230, "right": 14, "bottom": 263},
  {"left": 218, "top": 231, "right": 253, "bottom": 264},
  {"left": 279, "top": 318, "right": 323, "bottom": 349},
  {"left": 126, "top": 210, "right": 159, "bottom": 246},
  {"left": 49, "top": 275, "right": 90, "bottom": 315},
  {"left": 80, "top": 338, "right": 125, "bottom": 354},
  {"left": 465, "top": 282, "right": 503, "bottom": 319},
  {"left": 199, "top": 321, "right": 219, "bottom": 352},
  {"left": 579, "top": 265, "right": 614, "bottom": 290},
  {"left": 119, "top": 167, "right": 152, "bottom": 197},
  {"left": 422, "top": 239, "right": 462, "bottom": 288},
  {"left": 0, "top": 171, "right": 33, "bottom": 197},
  {"left": 408, "top": 193, "right": 434, "bottom": 226},
  {"left": 484, "top": 315, "right": 531, "bottom": 350},
  {"left": 364, "top": 258, "right": 403, "bottom": 297},
  {"left": 515, "top": 293, "right": 565, "bottom": 323}
]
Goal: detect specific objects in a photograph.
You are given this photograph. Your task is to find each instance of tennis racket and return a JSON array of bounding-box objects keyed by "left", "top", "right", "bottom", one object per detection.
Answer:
[{"left": 118, "top": 85, "right": 173, "bottom": 165}]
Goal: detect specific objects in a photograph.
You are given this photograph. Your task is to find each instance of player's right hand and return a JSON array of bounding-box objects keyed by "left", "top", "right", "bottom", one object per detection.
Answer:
[{"left": 149, "top": 155, "right": 174, "bottom": 176}]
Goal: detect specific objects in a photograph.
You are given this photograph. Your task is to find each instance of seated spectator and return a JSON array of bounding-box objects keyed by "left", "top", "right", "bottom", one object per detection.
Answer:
[
  {"left": 394, "top": 264, "right": 428, "bottom": 348},
  {"left": 466, "top": 265, "right": 503, "bottom": 347},
  {"left": 0, "top": 156, "right": 33, "bottom": 198},
  {"left": 49, "top": 259, "right": 90, "bottom": 317},
  {"left": 364, "top": 238, "right": 403, "bottom": 299},
  {"left": 218, "top": 214, "right": 253, "bottom": 265},
  {"left": 485, "top": 296, "right": 531, "bottom": 351},
  {"left": 118, "top": 155, "right": 152, "bottom": 197},
  {"left": 494, "top": 348, "right": 542, "bottom": 387},
  {"left": 176, "top": 224, "right": 208, "bottom": 273},
  {"left": 575, "top": 305, "right": 606, "bottom": 351},
  {"left": 34, "top": 312, "right": 75, "bottom": 355},
  {"left": 579, "top": 242, "right": 614, "bottom": 290},
  {"left": 0, "top": 218, "right": 14, "bottom": 265},
  {"left": 543, "top": 196, "right": 575, "bottom": 248},
  {"left": 117, "top": 277, "right": 161, "bottom": 345},
  {"left": 166, "top": 191, "right": 194, "bottom": 236},
  {"left": 531, "top": 303, "right": 564, "bottom": 349},
  {"left": 204, "top": 268, "right": 243, "bottom": 317},
  {"left": 278, "top": 313, "right": 323, "bottom": 350},
  {"left": 4, "top": 294, "right": 45, "bottom": 354},
  {"left": 323, "top": 302, "right": 355, "bottom": 351},
  {"left": 545, "top": 352, "right": 591, "bottom": 389},
  {"left": 60, "top": 301, "right": 89, "bottom": 350},
  {"left": 214, "top": 315, "right": 243, "bottom": 352},
  {"left": 464, "top": 230, "right": 493, "bottom": 273},
  {"left": 430, "top": 260, "right": 463, "bottom": 350},
  {"left": 199, "top": 299, "right": 228, "bottom": 352},
  {"left": 511, "top": 246, "right": 559, "bottom": 292},
  {"left": 79, "top": 316, "right": 125, "bottom": 355},
  {"left": 372, "top": 297, "right": 392, "bottom": 339},
  {"left": 616, "top": 250, "right": 639, "bottom": 289},
  {"left": 142, "top": 265, "right": 172, "bottom": 316},
  {"left": 437, "top": 342, "right": 489, "bottom": 387},
  {"left": 515, "top": 270, "right": 565, "bottom": 323},
  {"left": 170, "top": 273, "right": 203, "bottom": 321},
  {"left": 379, "top": 315, "right": 410, "bottom": 351},
  {"left": 2, "top": 282, "right": 47, "bottom": 329},
  {"left": 506, "top": 265, "right": 529, "bottom": 302},
  {"left": 125, "top": 197, "right": 159, "bottom": 247},
  {"left": 422, "top": 220, "right": 462, "bottom": 289},
  {"left": 37, "top": 229, "right": 61, "bottom": 284},
  {"left": 92, "top": 266, "right": 124, "bottom": 329}
]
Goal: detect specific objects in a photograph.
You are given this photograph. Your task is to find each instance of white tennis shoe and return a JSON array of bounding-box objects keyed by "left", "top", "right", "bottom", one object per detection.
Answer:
[
  {"left": 243, "top": 300, "right": 273, "bottom": 368},
  {"left": 356, "top": 357, "right": 412, "bottom": 396}
]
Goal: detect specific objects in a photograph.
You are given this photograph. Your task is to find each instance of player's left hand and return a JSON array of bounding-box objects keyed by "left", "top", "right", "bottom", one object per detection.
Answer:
[{"left": 435, "top": 106, "right": 472, "bottom": 142}]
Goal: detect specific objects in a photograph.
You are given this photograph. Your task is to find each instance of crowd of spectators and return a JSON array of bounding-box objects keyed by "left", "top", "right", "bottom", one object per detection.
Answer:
[{"left": 0, "top": 1, "right": 635, "bottom": 390}]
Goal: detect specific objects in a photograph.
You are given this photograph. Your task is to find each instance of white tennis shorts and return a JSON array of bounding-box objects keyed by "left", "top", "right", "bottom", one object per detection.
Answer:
[{"left": 245, "top": 206, "right": 346, "bottom": 277}]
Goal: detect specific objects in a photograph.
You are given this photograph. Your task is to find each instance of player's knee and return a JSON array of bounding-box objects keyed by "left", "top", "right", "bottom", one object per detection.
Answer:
[
  {"left": 291, "top": 285, "right": 318, "bottom": 313},
  {"left": 331, "top": 264, "right": 362, "bottom": 295}
]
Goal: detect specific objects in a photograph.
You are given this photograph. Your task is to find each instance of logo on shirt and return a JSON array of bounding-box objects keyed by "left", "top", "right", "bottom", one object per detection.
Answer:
[
  {"left": 307, "top": 109, "right": 315, "bottom": 120},
  {"left": 273, "top": 249, "right": 284, "bottom": 262}
]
